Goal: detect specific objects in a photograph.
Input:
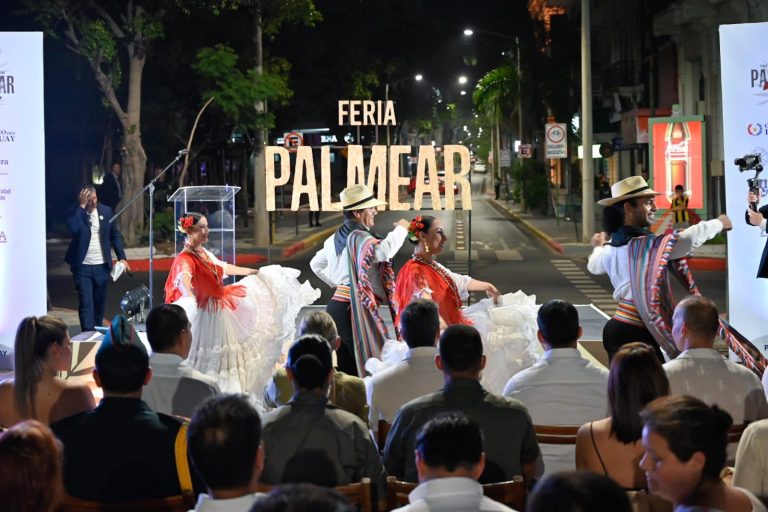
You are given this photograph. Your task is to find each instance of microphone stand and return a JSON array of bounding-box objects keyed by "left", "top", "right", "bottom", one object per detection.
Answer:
[{"left": 110, "top": 149, "right": 189, "bottom": 310}]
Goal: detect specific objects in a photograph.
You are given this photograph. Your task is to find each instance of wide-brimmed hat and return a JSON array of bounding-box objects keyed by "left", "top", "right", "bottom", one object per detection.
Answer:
[
  {"left": 597, "top": 176, "right": 662, "bottom": 206},
  {"left": 335, "top": 184, "right": 387, "bottom": 211}
]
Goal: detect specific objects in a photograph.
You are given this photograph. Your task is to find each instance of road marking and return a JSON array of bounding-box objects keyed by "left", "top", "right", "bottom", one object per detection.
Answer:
[{"left": 495, "top": 249, "right": 523, "bottom": 261}]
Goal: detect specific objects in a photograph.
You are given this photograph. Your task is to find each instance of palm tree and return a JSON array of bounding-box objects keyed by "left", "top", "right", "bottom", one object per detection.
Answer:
[{"left": 472, "top": 64, "right": 519, "bottom": 197}]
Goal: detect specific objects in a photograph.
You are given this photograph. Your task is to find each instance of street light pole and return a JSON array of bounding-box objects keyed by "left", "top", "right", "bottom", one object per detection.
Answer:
[
  {"left": 385, "top": 82, "right": 390, "bottom": 146},
  {"left": 581, "top": 0, "right": 595, "bottom": 240}
]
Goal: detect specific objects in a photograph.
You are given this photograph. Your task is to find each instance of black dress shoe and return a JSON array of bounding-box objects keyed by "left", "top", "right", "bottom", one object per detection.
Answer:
[{"left": 316, "top": 222, "right": 322, "bottom": 227}]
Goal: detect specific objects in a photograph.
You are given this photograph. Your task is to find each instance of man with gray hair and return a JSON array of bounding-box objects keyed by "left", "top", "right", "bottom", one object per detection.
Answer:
[
  {"left": 65, "top": 184, "right": 130, "bottom": 332},
  {"left": 263, "top": 310, "right": 368, "bottom": 424}
]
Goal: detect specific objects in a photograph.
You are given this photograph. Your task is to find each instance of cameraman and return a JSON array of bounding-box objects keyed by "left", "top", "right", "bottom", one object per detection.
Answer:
[{"left": 746, "top": 190, "right": 768, "bottom": 279}]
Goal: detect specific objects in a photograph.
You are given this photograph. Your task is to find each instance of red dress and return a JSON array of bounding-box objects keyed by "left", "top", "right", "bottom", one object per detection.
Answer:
[
  {"left": 395, "top": 257, "right": 471, "bottom": 327},
  {"left": 164, "top": 249, "right": 245, "bottom": 311}
]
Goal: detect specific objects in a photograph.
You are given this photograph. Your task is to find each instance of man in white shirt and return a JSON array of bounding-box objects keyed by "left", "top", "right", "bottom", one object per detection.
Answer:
[
  {"left": 587, "top": 175, "right": 731, "bottom": 362},
  {"left": 310, "top": 184, "right": 409, "bottom": 376},
  {"left": 664, "top": 296, "right": 768, "bottom": 426},
  {"left": 393, "top": 412, "right": 517, "bottom": 512},
  {"left": 367, "top": 299, "right": 444, "bottom": 439},
  {"left": 503, "top": 299, "right": 608, "bottom": 475},
  {"left": 187, "top": 394, "right": 266, "bottom": 512},
  {"left": 733, "top": 418, "right": 768, "bottom": 500},
  {"left": 143, "top": 304, "right": 220, "bottom": 418}
]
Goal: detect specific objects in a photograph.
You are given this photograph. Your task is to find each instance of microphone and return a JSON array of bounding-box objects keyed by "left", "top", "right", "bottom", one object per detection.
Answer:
[{"left": 178, "top": 148, "right": 189, "bottom": 156}]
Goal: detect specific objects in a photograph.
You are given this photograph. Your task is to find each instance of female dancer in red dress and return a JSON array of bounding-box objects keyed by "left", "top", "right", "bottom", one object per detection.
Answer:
[{"left": 165, "top": 212, "right": 319, "bottom": 403}]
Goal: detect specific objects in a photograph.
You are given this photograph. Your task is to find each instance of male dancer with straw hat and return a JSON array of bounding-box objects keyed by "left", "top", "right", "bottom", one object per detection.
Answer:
[
  {"left": 587, "top": 175, "right": 731, "bottom": 362},
  {"left": 310, "top": 184, "right": 410, "bottom": 376}
]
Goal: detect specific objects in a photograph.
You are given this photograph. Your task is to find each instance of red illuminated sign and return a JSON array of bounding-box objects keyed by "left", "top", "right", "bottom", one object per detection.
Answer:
[{"left": 649, "top": 116, "right": 705, "bottom": 210}]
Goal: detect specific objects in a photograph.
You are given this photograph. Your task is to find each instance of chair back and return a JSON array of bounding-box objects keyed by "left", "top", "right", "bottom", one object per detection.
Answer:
[
  {"left": 378, "top": 420, "right": 392, "bottom": 451},
  {"left": 386, "top": 476, "right": 525, "bottom": 511},
  {"left": 534, "top": 424, "right": 580, "bottom": 445},
  {"left": 386, "top": 476, "right": 416, "bottom": 510},
  {"left": 482, "top": 478, "right": 525, "bottom": 511},
  {"left": 728, "top": 423, "right": 747, "bottom": 444},
  {"left": 335, "top": 477, "right": 373, "bottom": 512},
  {"left": 259, "top": 479, "right": 373, "bottom": 512},
  {"left": 56, "top": 494, "right": 191, "bottom": 512}
]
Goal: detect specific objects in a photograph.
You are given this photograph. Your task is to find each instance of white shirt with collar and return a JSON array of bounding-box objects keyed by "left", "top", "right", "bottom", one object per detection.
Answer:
[
  {"left": 143, "top": 352, "right": 220, "bottom": 418},
  {"left": 587, "top": 219, "right": 723, "bottom": 301},
  {"left": 367, "top": 346, "right": 443, "bottom": 433},
  {"left": 82, "top": 209, "right": 105, "bottom": 265},
  {"left": 503, "top": 348, "right": 609, "bottom": 475},
  {"left": 310, "top": 225, "right": 408, "bottom": 288},
  {"left": 392, "top": 477, "right": 516, "bottom": 512},
  {"left": 190, "top": 492, "right": 265, "bottom": 512},
  {"left": 664, "top": 348, "right": 768, "bottom": 424}
]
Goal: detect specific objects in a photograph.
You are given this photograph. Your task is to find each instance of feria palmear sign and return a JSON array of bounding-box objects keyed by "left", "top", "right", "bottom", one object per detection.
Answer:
[{"left": 265, "top": 100, "right": 473, "bottom": 211}]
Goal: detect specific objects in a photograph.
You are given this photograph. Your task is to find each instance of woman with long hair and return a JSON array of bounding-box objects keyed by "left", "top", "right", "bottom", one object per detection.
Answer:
[
  {"left": 0, "top": 316, "right": 95, "bottom": 426},
  {"left": 576, "top": 343, "right": 670, "bottom": 492},
  {"left": 164, "top": 212, "right": 319, "bottom": 405},
  {"left": 640, "top": 395, "right": 766, "bottom": 511}
]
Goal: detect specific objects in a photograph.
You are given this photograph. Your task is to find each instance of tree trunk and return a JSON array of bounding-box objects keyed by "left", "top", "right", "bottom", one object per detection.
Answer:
[
  {"left": 252, "top": 11, "right": 269, "bottom": 246},
  {"left": 117, "top": 51, "right": 148, "bottom": 246}
]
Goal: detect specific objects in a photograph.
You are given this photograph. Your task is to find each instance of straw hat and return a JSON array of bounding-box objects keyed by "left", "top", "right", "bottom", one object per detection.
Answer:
[
  {"left": 597, "top": 176, "right": 662, "bottom": 206},
  {"left": 336, "top": 184, "right": 387, "bottom": 210}
]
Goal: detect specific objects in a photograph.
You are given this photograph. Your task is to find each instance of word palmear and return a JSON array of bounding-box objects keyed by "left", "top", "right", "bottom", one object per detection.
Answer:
[{"left": 265, "top": 145, "right": 472, "bottom": 211}]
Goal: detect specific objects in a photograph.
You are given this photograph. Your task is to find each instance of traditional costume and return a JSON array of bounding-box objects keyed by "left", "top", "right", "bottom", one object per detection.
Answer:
[
  {"left": 309, "top": 185, "right": 407, "bottom": 377},
  {"left": 164, "top": 245, "right": 319, "bottom": 406},
  {"left": 588, "top": 176, "right": 725, "bottom": 361}
]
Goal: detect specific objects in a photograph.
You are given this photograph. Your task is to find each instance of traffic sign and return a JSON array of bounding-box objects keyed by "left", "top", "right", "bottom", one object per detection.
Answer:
[
  {"left": 500, "top": 149, "right": 512, "bottom": 167},
  {"left": 284, "top": 131, "right": 303, "bottom": 153},
  {"left": 545, "top": 123, "right": 568, "bottom": 158},
  {"left": 519, "top": 144, "right": 532, "bottom": 159}
]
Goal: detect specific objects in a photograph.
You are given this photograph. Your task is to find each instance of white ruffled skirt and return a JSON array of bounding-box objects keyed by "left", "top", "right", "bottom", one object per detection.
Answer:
[
  {"left": 174, "top": 265, "right": 320, "bottom": 408},
  {"left": 366, "top": 291, "right": 542, "bottom": 395}
]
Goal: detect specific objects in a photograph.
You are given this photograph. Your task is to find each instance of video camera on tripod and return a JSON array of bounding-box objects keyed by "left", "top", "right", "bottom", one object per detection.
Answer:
[{"left": 736, "top": 153, "right": 764, "bottom": 211}]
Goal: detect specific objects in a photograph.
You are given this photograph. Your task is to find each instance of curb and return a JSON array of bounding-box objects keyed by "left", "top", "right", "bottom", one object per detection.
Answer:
[
  {"left": 282, "top": 225, "right": 337, "bottom": 258},
  {"left": 487, "top": 199, "right": 565, "bottom": 255},
  {"left": 125, "top": 253, "right": 267, "bottom": 272}
]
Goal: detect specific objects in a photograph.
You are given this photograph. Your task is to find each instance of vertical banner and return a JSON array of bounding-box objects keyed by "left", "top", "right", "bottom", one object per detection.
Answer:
[
  {"left": 648, "top": 116, "right": 706, "bottom": 211},
  {"left": 0, "top": 33, "right": 47, "bottom": 361},
  {"left": 720, "top": 22, "right": 768, "bottom": 348}
]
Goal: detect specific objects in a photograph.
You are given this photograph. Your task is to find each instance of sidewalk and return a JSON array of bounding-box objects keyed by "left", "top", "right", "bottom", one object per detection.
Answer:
[{"left": 489, "top": 198, "right": 727, "bottom": 270}]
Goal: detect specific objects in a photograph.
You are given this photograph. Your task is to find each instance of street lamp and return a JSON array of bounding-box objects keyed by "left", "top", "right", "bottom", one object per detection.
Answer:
[
  {"left": 384, "top": 73, "right": 425, "bottom": 145},
  {"left": 458, "top": 75, "right": 468, "bottom": 85}
]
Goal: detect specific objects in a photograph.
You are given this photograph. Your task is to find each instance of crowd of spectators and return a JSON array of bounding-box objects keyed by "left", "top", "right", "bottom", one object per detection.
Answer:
[{"left": 2, "top": 296, "right": 768, "bottom": 512}]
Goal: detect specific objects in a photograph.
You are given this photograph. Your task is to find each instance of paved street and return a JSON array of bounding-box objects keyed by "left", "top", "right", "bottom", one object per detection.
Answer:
[{"left": 46, "top": 173, "right": 727, "bottom": 336}]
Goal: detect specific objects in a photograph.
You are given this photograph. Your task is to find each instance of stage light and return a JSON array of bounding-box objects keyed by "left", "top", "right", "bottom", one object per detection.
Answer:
[{"left": 120, "top": 285, "right": 151, "bottom": 321}]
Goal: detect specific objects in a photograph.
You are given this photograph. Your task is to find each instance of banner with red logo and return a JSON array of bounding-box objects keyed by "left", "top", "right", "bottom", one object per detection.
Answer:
[
  {"left": 720, "top": 22, "right": 768, "bottom": 350},
  {"left": 648, "top": 116, "right": 706, "bottom": 211}
]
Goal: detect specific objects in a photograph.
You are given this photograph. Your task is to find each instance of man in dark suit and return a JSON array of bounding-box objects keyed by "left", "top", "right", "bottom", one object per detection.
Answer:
[
  {"left": 747, "top": 190, "right": 768, "bottom": 278},
  {"left": 100, "top": 162, "right": 123, "bottom": 210},
  {"left": 52, "top": 316, "right": 197, "bottom": 503},
  {"left": 65, "top": 185, "right": 130, "bottom": 331}
]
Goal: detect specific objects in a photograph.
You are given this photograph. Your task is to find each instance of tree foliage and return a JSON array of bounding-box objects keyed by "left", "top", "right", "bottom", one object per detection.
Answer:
[{"left": 472, "top": 63, "right": 519, "bottom": 124}]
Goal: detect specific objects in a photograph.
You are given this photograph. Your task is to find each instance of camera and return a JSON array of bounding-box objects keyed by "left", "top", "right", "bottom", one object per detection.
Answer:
[
  {"left": 735, "top": 153, "right": 764, "bottom": 211},
  {"left": 735, "top": 154, "right": 763, "bottom": 172}
]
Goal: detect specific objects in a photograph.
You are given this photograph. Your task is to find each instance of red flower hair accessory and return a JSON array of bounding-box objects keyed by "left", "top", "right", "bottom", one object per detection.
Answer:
[
  {"left": 177, "top": 215, "right": 196, "bottom": 234},
  {"left": 407, "top": 215, "right": 426, "bottom": 242}
]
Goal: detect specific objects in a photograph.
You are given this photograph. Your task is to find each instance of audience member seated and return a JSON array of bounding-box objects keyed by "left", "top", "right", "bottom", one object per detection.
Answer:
[
  {"left": 263, "top": 311, "right": 368, "bottom": 425},
  {"left": 664, "top": 297, "right": 768, "bottom": 428},
  {"left": 640, "top": 395, "right": 767, "bottom": 512},
  {"left": 393, "top": 412, "right": 517, "bottom": 511},
  {"left": 0, "top": 419, "right": 64, "bottom": 512},
  {"left": 143, "top": 304, "right": 220, "bottom": 418},
  {"left": 734, "top": 418, "right": 768, "bottom": 503},
  {"left": 260, "top": 334, "right": 385, "bottom": 495},
  {"left": 249, "top": 484, "right": 356, "bottom": 512},
  {"left": 367, "top": 299, "right": 444, "bottom": 437},
  {"left": 575, "top": 343, "right": 670, "bottom": 491},
  {"left": 526, "top": 471, "right": 632, "bottom": 512},
  {"left": 282, "top": 449, "right": 340, "bottom": 487},
  {"left": 384, "top": 324, "right": 540, "bottom": 486},
  {"left": 503, "top": 299, "right": 608, "bottom": 474},
  {"left": 0, "top": 316, "right": 94, "bottom": 426},
  {"left": 187, "top": 393, "right": 266, "bottom": 511},
  {"left": 52, "top": 315, "right": 197, "bottom": 502}
]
